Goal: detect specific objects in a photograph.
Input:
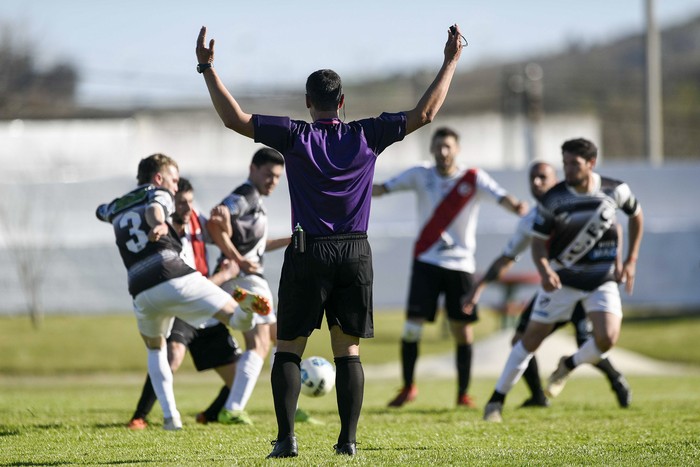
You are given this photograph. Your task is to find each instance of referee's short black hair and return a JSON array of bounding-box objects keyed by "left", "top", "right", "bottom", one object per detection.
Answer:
[
  {"left": 306, "top": 69, "right": 343, "bottom": 111},
  {"left": 251, "top": 147, "right": 285, "bottom": 167},
  {"left": 562, "top": 138, "right": 598, "bottom": 161}
]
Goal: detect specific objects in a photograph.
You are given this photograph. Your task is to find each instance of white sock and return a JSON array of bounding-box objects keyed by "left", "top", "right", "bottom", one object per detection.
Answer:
[
  {"left": 229, "top": 308, "right": 254, "bottom": 332},
  {"left": 495, "top": 341, "right": 534, "bottom": 394},
  {"left": 147, "top": 348, "right": 178, "bottom": 419},
  {"left": 572, "top": 338, "right": 607, "bottom": 366},
  {"left": 225, "top": 350, "right": 264, "bottom": 411}
]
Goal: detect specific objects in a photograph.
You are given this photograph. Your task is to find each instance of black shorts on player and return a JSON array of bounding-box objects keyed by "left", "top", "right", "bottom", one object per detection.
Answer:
[
  {"left": 407, "top": 259, "right": 479, "bottom": 323},
  {"left": 168, "top": 318, "right": 242, "bottom": 371},
  {"left": 276, "top": 233, "right": 374, "bottom": 340}
]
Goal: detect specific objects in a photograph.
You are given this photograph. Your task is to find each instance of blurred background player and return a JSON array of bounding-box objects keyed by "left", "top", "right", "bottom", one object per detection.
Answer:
[
  {"left": 207, "top": 148, "right": 292, "bottom": 425},
  {"left": 483, "top": 138, "right": 643, "bottom": 422},
  {"left": 127, "top": 177, "right": 243, "bottom": 430},
  {"left": 464, "top": 162, "right": 631, "bottom": 410},
  {"left": 373, "top": 126, "right": 527, "bottom": 409}
]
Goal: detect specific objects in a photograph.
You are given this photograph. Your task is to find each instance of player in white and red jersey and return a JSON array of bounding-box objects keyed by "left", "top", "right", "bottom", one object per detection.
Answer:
[
  {"left": 483, "top": 138, "right": 643, "bottom": 422},
  {"left": 373, "top": 127, "right": 527, "bottom": 409},
  {"left": 97, "top": 154, "right": 267, "bottom": 431}
]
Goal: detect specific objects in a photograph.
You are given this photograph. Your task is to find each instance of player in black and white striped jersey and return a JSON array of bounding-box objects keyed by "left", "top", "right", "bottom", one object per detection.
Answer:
[
  {"left": 468, "top": 162, "right": 631, "bottom": 411},
  {"left": 483, "top": 138, "right": 643, "bottom": 422},
  {"left": 97, "top": 153, "right": 268, "bottom": 430}
]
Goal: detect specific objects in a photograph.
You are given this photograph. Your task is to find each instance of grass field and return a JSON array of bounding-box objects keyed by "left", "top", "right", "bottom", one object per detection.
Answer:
[{"left": 1, "top": 311, "right": 700, "bottom": 465}]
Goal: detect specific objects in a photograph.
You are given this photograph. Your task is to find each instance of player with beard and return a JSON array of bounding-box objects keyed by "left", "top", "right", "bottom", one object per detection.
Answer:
[
  {"left": 374, "top": 126, "right": 527, "bottom": 410},
  {"left": 483, "top": 139, "right": 643, "bottom": 422},
  {"left": 207, "top": 148, "right": 293, "bottom": 426},
  {"left": 97, "top": 154, "right": 269, "bottom": 430},
  {"left": 465, "top": 162, "right": 631, "bottom": 411},
  {"left": 127, "top": 177, "right": 243, "bottom": 430}
]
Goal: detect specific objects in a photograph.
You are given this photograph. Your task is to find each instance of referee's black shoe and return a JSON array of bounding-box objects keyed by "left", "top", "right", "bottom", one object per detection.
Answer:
[
  {"left": 267, "top": 436, "right": 298, "bottom": 458},
  {"left": 334, "top": 442, "right": 357, "bottom": 456}
]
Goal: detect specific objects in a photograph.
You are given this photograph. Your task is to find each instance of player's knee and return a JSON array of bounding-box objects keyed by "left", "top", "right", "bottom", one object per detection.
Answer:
[
  {"left": 402, "top": 321, "right": 423, "bottom": 343},
  {"left": 142, "top": 334, "right": 165, "bottom": 350},
  {"left": 167, "top": 342, "right": 187, "bottom": 370},
  {"left": 595, "top": 334, "right": 615, "bottom": 352}
]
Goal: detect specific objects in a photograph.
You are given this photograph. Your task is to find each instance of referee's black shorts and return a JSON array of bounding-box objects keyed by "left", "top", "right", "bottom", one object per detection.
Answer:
[
  {"left": 168, "top": 318, "right": 241, "bottom": 371},
  {"left": 276, "top": 232, "right": 374, "bottom": 340},
  {"left": 406, "top": 259, "right": 479, "bottom": 323}
]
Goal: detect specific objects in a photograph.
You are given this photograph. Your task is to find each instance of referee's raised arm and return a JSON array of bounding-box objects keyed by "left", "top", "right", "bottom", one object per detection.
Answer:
[
  {"left": 196, "top": 26, "right": 254, "bottom": 138},
  {"left": 403, "top": 24, "right": 464, "bottom": 135}
]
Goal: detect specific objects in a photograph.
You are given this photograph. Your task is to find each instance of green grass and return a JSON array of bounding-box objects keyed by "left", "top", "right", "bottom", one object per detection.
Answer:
[
  {"left": 1, "top": 311, "right": 700, "bottom": 465},
  {"left": 0, "top": 310, "right": 503, "bottom": 375},
  {"left": 2, "top": 310, "right": 700, "bottom": 374},
  {"left": 1, "top": 375, "right": 699, "bottom": 465}
]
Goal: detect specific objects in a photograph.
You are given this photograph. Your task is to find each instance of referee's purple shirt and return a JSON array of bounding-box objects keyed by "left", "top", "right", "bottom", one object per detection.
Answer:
[{"left": 253, "top": 112, "right": 406, "bottom": 236}]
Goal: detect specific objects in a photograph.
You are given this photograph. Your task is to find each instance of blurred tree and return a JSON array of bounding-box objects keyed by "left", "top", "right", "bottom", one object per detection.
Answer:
[{"left": 0, "top": 23, "right": 78, "bottom": 118}]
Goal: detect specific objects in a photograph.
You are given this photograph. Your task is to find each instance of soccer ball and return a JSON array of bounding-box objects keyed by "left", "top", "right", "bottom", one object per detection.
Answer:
[{"left": 300, "top": 356, "right": 335, "bottom": 397}]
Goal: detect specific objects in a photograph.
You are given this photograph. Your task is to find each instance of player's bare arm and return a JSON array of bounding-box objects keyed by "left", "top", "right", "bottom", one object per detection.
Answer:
[
  {"left": 372, "top": 184, "right": 389, "bottom": 197},
  {"left": 206, "top": 208, "right": 261, "bottom": 274},
  {"left": 621, "top": 208, "right": 644, "bottom": 295},
  {"left": 266, "top": 236, "right": 292, "bottom": 252},
  {"left": 499, "top": 195, "right": 528, "bottom": 216},
  {"left": 209, "top": 205, "right": 233, "bottom": 237},
  {"left": 403, "top": 24, "right": 463, "bottom": 135},
  {"left": 532, "top": 237, "right": 561, "bottom": 291},
  {"left": 145, "top": 203, "right": 169, "bottom": 242},
  {"left": 196, "top": 26, "right": 254, "bottom": 138},
  {"left": 463, "top": 255, "right": 515, "bottom": 314},
  {"left": 209, "top": 258, "right": 240, "bottom": 286}
]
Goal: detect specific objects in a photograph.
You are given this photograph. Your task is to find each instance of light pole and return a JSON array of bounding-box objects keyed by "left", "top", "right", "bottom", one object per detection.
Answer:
[{"left": 645, "top": 0, "right": 664, "bottom": 165}]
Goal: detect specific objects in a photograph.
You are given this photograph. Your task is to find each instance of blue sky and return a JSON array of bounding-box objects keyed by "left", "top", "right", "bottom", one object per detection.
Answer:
[{"left": 1, "top": 0, "right": 699, "bottom": 107}]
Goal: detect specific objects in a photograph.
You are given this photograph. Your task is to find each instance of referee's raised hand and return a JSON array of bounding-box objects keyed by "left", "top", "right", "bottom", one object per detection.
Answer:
[{"left": 196, "top": 26, "right": 215, "bottom": 65}]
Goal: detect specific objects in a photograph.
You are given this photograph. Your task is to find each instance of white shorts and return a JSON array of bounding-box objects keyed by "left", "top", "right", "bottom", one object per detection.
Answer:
[
  {"left": 133, "top": 272, "right": 233, "bottom": 338},
  {"left": 221, "top": 274, "right": 277, "bottom": 326},
  {"left": 530, "top": 281, "right": 622, "bottom": 324}
]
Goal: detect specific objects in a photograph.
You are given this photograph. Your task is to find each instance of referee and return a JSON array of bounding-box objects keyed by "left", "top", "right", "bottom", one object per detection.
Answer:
[{"left": 196, "top": 23, "right": 464, "bottom": 458}]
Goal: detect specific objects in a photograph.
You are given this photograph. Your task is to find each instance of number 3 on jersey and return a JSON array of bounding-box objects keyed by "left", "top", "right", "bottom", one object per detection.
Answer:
[{"left": 119, "top": 211, "right": 149, "bottom": 253}]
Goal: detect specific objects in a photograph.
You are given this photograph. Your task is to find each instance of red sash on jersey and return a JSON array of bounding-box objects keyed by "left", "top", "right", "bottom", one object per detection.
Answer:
[
  {"left": 413, "top": 169, "right": 477, "bottom": 258},
  {"left": 189, "top": 212, "right": 209, "bottom": 277}
]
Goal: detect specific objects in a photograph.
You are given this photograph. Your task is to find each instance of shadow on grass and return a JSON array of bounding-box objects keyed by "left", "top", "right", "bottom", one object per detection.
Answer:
[
  {"left": 364, "top": 407, "right": 459, "bottom": 416},
  {"left": 0, "top": 427, "right": 20, "bottom": 437},
  {"left": 93, "top": 423, "right": 133, "bottom": 429}
]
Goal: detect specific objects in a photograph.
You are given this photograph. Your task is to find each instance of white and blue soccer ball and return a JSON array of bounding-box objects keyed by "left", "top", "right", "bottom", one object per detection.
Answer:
[{"left": 300, "top": 356, "right": 335, "bottom": 397}]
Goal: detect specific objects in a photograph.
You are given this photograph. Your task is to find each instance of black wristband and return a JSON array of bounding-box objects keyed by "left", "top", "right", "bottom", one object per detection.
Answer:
[{"left": 196, "top": 63, "right": 212, "bottom": 73}]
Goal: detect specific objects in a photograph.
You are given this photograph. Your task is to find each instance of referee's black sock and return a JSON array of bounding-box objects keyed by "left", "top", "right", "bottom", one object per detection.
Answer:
[
  {"left": 270, "top": 352, "right": 301, "bottom": 439},
  {"left": 401, "top": 340, "right": 418, "bottom": 388},
  {"left": 456, "top": 343, "right": 472, "bottom": 395},
  {"left": 335, "top": 355, "right": 364, "bottom": 445}
]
